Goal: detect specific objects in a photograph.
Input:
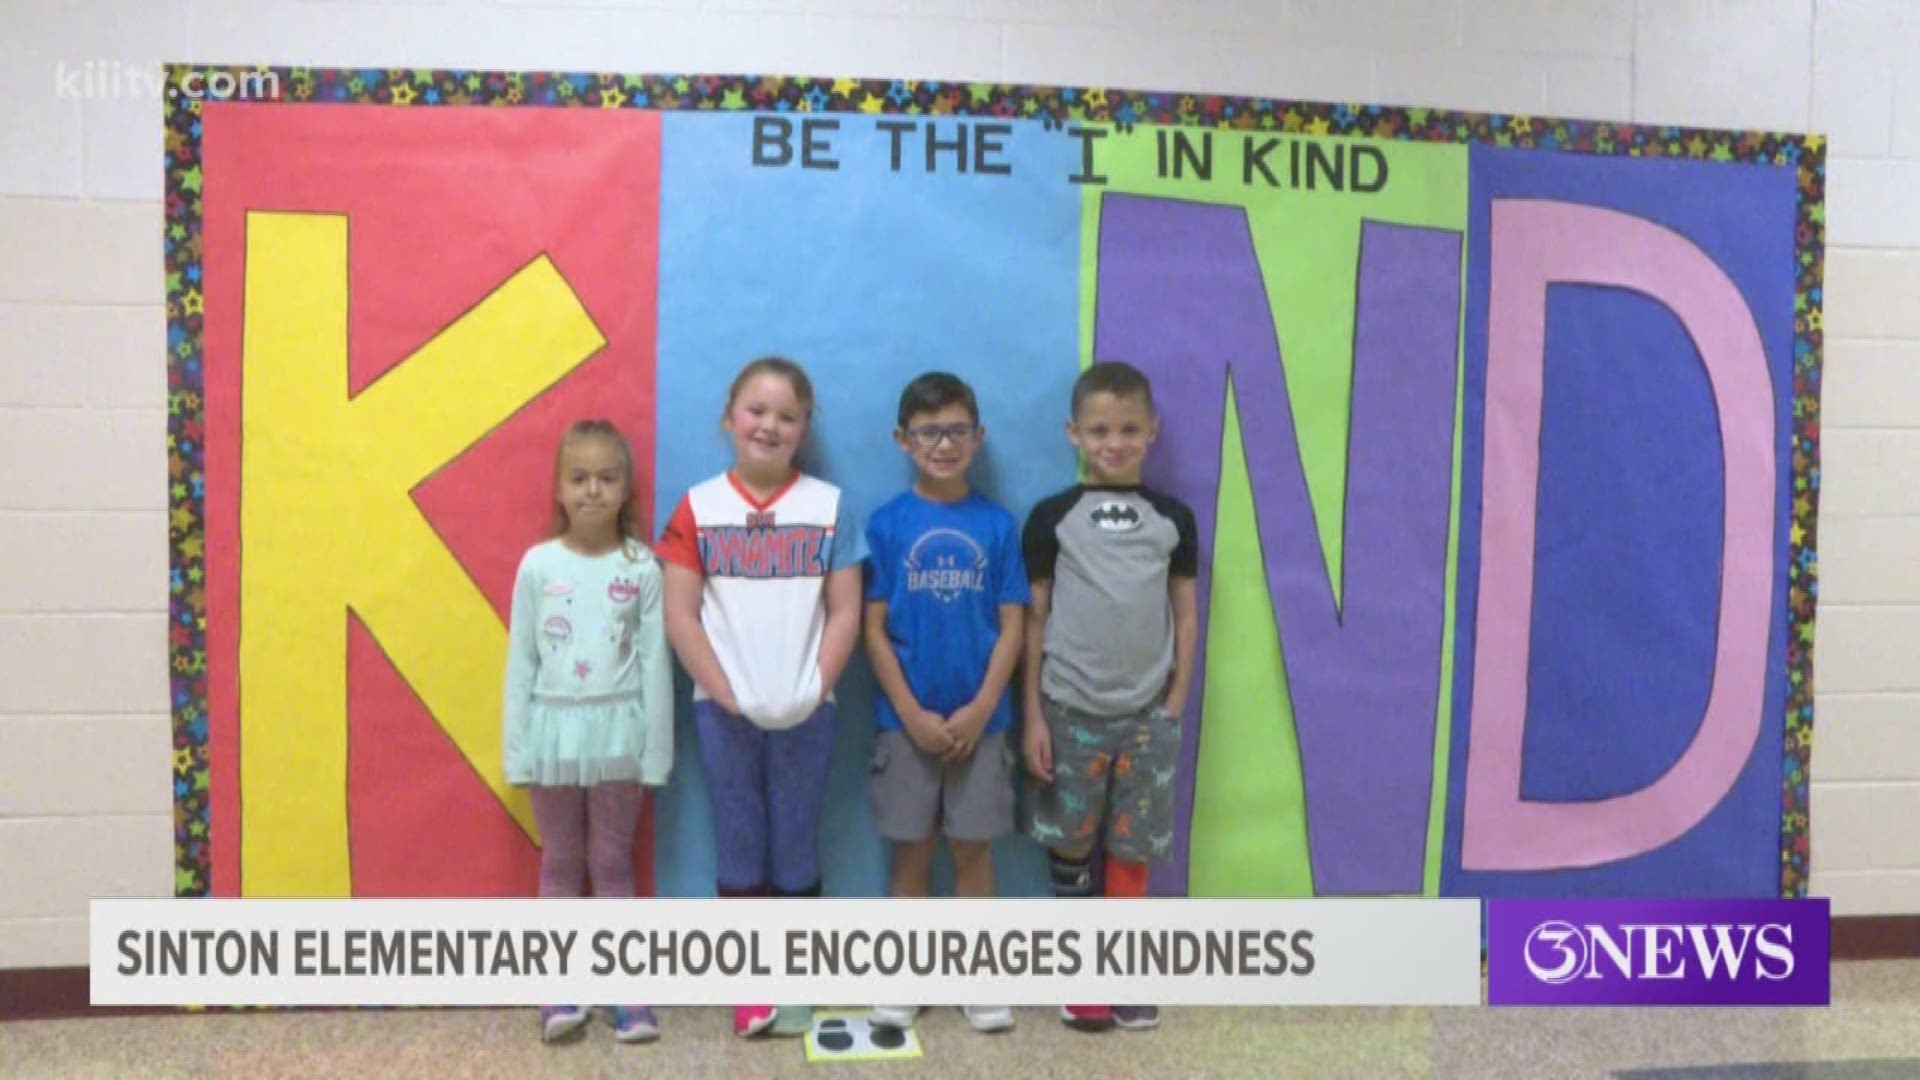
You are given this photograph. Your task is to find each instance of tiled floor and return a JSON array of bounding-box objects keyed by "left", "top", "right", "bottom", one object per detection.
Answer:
[{"left": 3, "top": 961, "right": 1916, "bottom": 1079}]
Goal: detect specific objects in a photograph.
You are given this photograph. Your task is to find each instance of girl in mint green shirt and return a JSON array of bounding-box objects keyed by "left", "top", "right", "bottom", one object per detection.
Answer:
[{"left": 502, "top": 420, "right": 671, "bottom": 1045}]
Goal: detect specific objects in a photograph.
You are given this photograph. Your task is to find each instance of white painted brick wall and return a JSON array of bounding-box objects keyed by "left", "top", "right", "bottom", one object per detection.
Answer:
[
  {"left": 0, "top": 200, "right": 161, "bottom": 304},
  {"left": 1822, "top": 341, "right": 1920, "bottom": 429},
  {"left": 1816, "top": 695, "right": 1920, "bottom": 781},
  {"left": 1813, "top": 0, "right": 1920, "bottom": 893},
  {"left": 0, "top": 815, "right": 173, "bottom": 920},
  {"left": 1819, "top": 515, "right": 1920, "bottom": 604},
  {"left": 1545, "top": 58, "right": 1634, "bottom": 121},
  {"left": 1826, "top": 250, "right": 1920, "bottom": 338},
  {"left": 1633, "top": 0, "right": 1813, "bottom": 131},
  {"left": 1817, "top": 604, "right": 1920, "bottom": 694},
  {"left": 1, "top": 0, "right": 1917, "bottom": 968},
  {"left": 1893, "top": 65, "right": 1920, "bottom": 157},
  {"left": 0, "top": 716, "right": 171, "bottom": 816}
]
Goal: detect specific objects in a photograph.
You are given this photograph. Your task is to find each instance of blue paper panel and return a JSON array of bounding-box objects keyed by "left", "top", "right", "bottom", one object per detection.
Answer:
[
  {"left": 1443, "top": 146, "right": 1797, "bottom": 898},
  {"left": 1520, "top": 282, "right": 1723, "bottom": 802},
  {"left": 650, "top": 113, "right": 1082, "bottom": 898}
]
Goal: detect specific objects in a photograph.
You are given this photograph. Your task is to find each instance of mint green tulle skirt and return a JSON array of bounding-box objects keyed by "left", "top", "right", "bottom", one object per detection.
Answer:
[{"left": 509, "top": 692, "right": 650, "bottom": 787}]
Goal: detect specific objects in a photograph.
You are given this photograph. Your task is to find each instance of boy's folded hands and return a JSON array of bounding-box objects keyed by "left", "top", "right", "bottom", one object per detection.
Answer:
[
  {"left": 942, "top": 700, "right": 993, "bottom": 762},
  {"left": 902, "top": 706, "right": 955, "bottom": 756}
]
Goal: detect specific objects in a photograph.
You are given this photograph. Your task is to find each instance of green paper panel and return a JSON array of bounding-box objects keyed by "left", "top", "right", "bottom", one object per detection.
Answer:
[{"left": 1080, "top": 126, "right": 1469, "bottom": 894}]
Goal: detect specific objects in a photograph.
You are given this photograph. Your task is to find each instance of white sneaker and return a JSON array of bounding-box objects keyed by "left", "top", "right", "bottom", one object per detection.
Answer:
[
  {"left": 869, "top": 1005, "right": 921, "bottom": 1029},
  {"left": 963, "top": 1004, "right": 1015, "bottom": 1033}
]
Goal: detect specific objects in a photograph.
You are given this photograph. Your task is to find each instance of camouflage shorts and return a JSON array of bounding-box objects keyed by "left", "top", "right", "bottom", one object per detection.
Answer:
[{"left": 1025, "top": 696, "right": 1182, "bottom": 863}]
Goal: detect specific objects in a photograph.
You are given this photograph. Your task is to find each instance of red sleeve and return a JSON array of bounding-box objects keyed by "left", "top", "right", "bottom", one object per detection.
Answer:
[{"left": 654, "top": 496, "right": 703, "bottom": 572}]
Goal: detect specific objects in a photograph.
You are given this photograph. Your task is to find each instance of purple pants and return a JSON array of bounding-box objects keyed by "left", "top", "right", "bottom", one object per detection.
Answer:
[
  {"left": 528, "top": 782, "right": 644, "bottom": 898},
  {"left": 696, "top": 700, "right": 835, "bottom": 895}
]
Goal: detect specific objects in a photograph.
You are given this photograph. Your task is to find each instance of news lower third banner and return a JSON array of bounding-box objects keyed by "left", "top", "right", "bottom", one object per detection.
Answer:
[{"left": 92, "top": 899, "right": 1480, "bottom": 1007}]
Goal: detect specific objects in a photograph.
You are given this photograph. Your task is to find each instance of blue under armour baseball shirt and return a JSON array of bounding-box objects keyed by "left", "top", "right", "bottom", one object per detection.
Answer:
[{"left": 864, "top": 490, "right": 1031, "bottom": 735}]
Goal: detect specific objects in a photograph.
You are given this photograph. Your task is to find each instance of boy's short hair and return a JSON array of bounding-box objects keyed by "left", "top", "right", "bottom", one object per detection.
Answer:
[
  {"left": 1071, "top": 360, "right": 1155, "bottom": 416},
  {"left": 896, "top": 371, "right": 980, "bottom": 428}
]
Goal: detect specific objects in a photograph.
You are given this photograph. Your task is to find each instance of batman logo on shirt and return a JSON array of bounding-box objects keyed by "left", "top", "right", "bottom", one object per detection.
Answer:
[{"left": 1089, "top": 500, "right": 1142, "bottom": 532}]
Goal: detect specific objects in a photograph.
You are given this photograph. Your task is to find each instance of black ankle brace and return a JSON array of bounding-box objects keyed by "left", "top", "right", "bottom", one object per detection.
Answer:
[{"left": 1048, "top": 851, "right": 1095, "bottom": 898}]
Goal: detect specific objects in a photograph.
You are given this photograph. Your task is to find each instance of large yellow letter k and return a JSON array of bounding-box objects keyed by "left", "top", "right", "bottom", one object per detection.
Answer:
[{"left": 239, "top": 212, "right": 605, "bottom": 896}]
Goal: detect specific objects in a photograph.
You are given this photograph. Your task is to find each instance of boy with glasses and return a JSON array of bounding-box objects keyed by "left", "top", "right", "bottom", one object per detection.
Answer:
[{"left": 863, "top": 372, "right": 1028, "bottom": 1035}]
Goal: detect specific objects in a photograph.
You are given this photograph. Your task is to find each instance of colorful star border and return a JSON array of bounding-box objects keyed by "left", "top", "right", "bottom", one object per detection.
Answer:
[{"left": 163, "top": 66, "right": 1823, "bottom": 899}]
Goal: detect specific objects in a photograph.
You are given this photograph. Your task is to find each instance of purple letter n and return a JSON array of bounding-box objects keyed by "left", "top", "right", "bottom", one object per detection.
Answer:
[{"left": 1096, "top": 194, "right": 1461, "bottom": 896}]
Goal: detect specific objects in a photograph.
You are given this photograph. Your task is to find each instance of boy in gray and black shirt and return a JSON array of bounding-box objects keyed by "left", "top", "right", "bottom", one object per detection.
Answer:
[{"left": 1020, "top": 361, "right": 1200, "bottom": 1033}]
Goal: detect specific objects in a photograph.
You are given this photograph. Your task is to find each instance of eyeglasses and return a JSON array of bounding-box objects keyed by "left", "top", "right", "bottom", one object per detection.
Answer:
[{"left": 904, "top": 423, "right": 978, "bottom": 449}]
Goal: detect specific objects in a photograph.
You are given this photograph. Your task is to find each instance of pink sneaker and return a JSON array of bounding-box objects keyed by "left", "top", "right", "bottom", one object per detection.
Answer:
[
  {"left": 733, "top": 1004, "right": 777, "bottom": 1037},
  {"left": 1058, "top": 1004, "right": 1114, "bottom": 1031}
]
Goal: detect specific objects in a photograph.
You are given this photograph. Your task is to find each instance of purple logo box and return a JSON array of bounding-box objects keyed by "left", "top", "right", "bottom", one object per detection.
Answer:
[{"left": 1487, "top": 898, "right": 1830, "bottom": 1006}]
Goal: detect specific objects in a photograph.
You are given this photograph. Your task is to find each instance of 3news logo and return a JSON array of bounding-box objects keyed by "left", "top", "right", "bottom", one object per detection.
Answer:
[
  {"left": 1521, "top": 919, "right": 1794, "bottom": 985},
  {"left": 1486, "top": 898, "right": 1830, "bottom": 1006}
]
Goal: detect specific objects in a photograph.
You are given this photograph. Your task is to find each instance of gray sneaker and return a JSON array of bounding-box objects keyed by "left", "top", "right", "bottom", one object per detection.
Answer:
[{"left": 611, "top": 1005, "right": 659, "bottom": 1042}]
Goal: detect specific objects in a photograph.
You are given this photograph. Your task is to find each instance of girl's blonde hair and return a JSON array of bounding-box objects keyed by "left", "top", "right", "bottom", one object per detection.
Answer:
[{"left": 549, "top": 420, "right": 645, "bottom": 552}]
